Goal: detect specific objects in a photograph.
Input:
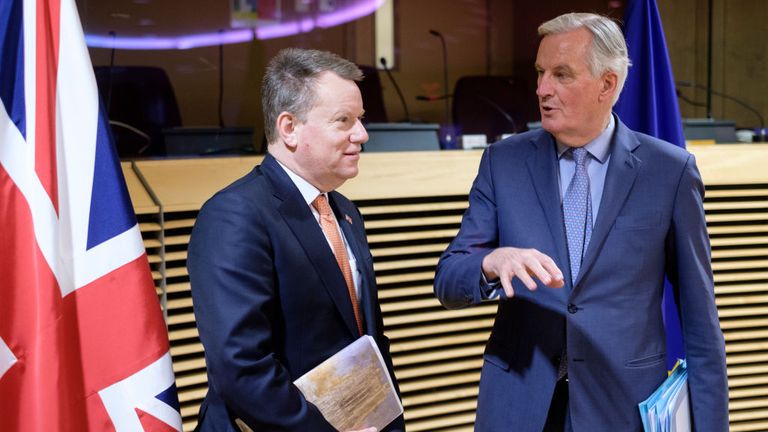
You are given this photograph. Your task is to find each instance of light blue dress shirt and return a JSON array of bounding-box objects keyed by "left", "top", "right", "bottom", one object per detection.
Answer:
[
  {"left": 556, "top": 114, "right": 615, "bottom": 224},
  {"left": 480, "top": 114, "right": 616, "bottom": 298}
]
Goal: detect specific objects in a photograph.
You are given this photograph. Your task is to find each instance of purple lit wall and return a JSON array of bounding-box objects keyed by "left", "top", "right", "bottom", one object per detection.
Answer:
[{"left": 85, "top": 0, "right": 384, "bottom": 50}]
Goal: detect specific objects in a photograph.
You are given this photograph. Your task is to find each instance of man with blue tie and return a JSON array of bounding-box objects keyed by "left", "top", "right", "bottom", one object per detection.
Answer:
[
  {"left": 434, "top": 12, "right": 728, "bottom": 432},
  {"left": 188, "top": 48, "right": 404, "bottom": 432}
]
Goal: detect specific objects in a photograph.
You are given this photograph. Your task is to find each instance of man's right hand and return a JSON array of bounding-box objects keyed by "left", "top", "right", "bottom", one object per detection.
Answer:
[{"left": 481, "top": 247, "right": 564, "bottom": 297}]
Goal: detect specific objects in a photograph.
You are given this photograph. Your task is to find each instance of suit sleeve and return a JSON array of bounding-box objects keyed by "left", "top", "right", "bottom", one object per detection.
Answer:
[
  {"left": 666, "top": 154, "right": 729, "bottom": 431},
  {"left": 434, "top": 146, "right": 500, "bottom": 309},
  {"left": 188, "top": 191, "right": 336, "bottom": 432}
]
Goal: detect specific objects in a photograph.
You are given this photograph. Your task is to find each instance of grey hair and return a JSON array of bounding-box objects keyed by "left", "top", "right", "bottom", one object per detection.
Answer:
[
  {"left": 538, "top": 13, "right": 631, "bottom": 105},
  {"left": 262, "top": 48, "right": 363, "bottom": 143}
]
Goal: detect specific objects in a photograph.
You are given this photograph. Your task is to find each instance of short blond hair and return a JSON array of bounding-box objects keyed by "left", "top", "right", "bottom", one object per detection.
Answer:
[{"left": 262, "top": 48, "right": 363, "bottom": 143}]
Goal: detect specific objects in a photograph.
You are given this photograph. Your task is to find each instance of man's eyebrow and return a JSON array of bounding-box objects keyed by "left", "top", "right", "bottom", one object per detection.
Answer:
[
  {"left": 548, "top": 64, "right": 574, "bottom": 75},
  {"left": 534, "top": 63, "right": 572, "bottom": 71}
]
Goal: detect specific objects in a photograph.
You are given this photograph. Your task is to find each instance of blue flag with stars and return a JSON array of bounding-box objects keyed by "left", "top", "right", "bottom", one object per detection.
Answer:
[{"left": 614, "top": 0, "right": 686, "bottom": 371}]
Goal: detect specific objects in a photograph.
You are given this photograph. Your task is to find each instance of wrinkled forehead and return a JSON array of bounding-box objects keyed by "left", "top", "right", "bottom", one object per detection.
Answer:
[{"left": 536, "top": 29, "right": 592, "bottom": 68}]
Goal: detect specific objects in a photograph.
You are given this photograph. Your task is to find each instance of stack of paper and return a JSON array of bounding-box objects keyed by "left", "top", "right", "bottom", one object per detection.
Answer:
[{"left": 638, "top": 359, "right": 691, "bottom": 432}]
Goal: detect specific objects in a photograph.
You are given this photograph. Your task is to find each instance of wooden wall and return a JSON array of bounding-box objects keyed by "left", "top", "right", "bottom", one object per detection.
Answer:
[
  {"left": 658, "top": 0, "right": 768, "bottom": 129},
  {"left": 82, "top": 1, "right": 768, "bottom": 138}
]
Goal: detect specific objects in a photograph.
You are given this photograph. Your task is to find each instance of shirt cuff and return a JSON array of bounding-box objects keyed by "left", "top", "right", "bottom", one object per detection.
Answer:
[{"left": 480, "top": 271, "right": 501, "bottom": 300}]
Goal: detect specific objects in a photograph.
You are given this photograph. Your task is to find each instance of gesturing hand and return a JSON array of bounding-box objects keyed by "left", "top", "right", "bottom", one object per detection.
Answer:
[{"left": 481, "top": 247, "right": 564, "bottom": 297}]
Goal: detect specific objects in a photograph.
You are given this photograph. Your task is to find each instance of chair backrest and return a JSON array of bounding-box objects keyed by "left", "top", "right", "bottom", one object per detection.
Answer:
[
  {"left": 452, "top": 75, "right": 527, "bottom": 142},
  {"left": 356, "top": 65, "right": 388, "bottom": 124},
  {"left": 94, "top": 66, "right": 182, "bottom": 157}
]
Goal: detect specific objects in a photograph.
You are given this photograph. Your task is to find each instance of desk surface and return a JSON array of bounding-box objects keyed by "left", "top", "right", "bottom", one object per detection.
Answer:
[{"left": 123, "top": 144, "right": 768, "bottom": 211}]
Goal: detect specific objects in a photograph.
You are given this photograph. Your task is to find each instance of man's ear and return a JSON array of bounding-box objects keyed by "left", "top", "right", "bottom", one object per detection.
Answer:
[
  {"left": 276, "top": 111, "right": 299, "bottom": 149},
  {"left": 598, "top": 71, "right": 618, "bottom": 102}
]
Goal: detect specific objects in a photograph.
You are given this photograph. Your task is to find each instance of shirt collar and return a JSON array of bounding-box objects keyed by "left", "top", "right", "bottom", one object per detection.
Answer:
[
  {"left": 556, "top": 113, "right": 615, "bottom": 163},
  {"left": 275, "top": 159, "right": 324, "bottom": 206}
]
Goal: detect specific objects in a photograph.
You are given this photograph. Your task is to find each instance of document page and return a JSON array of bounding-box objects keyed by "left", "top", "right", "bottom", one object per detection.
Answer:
[{"left": 294, "top": 335, "right": 403, "bottom": 431}]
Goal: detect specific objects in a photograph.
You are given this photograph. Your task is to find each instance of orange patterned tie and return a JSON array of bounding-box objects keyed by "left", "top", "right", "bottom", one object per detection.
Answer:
[{"left": 312, "top": 194, "right": 364, "bottom": 336}]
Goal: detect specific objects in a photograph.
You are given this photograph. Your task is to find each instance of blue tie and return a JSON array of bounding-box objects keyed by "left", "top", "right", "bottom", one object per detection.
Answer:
[
  {"left": 558, "top": 147, "right": 594, "bottom": 382},
  {"left": 563, "top": 147, "right": 593, "bottom": 284}
]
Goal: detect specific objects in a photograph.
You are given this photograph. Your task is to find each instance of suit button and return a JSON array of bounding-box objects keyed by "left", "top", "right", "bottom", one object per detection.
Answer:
[{"left": 567, "top": 303, "right": 578, "bottom": 314}]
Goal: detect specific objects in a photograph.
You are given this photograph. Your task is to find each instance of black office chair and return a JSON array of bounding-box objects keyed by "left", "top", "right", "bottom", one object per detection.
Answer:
[
  {"left": 94, "top": 66, "right": 182, "bottom": 157},
  {"left": 356, "top": 65, "right": 388, "bottom": 123},
  {"left": 452, "top": 76, "right": 528, "bottom": 142}
]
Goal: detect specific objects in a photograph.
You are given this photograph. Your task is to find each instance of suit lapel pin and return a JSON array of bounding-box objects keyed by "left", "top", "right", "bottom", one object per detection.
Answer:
[{"left": 345, "top": 214, "right": 353, "bottom": 225}]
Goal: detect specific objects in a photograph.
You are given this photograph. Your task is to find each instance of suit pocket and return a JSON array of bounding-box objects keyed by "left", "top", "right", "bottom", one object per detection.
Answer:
[
  {"left": 625, "top": 352, "right": 666, "bottom": 368},
  {"left": 483, "top": 337, "right": 512, "bottom": 371},
  {"left": 614, "top": 211, "right": 662, "bottom": 231}
]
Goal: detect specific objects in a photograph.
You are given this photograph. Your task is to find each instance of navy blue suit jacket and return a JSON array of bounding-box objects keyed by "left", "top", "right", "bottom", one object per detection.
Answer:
[
  {"left": 434, "top": 117, "right": 728, "bottom": 431},
  {"left": 188, "top": 154, "right": 405, "bottom": 431}
]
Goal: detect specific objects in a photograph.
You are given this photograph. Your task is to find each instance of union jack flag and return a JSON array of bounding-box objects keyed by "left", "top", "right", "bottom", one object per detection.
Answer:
[{"left": 0, "top": 0, "right": 182, "bottom": 430}]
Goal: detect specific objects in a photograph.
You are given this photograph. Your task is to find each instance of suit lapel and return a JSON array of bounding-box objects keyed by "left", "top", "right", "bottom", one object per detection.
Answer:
[
  {"left": 526, "top": 133, "right": 571, "bottom": 287},
  {"left": 262, "top": 155, "right": 360, "bottom": 337},
  {"left": 574, "top": 119, "right": 642, "bottom": 288}
]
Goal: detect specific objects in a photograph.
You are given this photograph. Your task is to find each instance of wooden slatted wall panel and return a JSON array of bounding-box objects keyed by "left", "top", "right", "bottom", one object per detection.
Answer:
[
  {"left": 357, "top": 196, "right": 490, "bottom": 432},
  {"left": 123, "top": 145, "right": 768, "bottom": 431},
  {"left": 340, "top": 152, "right": 484, "bottom": 432},
  {"left": 692, "top": 145, "right": 768, "bottom": 431},
  {"left": 130, "top": 158, "right": 259, "bottom": 432},
  {"left": 707, "top": 186, "right": 768, "bottom": 432},
  {"left": 161, "top": 211, "right": 206, "bottom": 432}
]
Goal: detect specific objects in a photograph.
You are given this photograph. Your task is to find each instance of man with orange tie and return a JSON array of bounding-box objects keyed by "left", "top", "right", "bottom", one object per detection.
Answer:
[{"left": 188, "top": 48, "right": 405, "bottom": 432}]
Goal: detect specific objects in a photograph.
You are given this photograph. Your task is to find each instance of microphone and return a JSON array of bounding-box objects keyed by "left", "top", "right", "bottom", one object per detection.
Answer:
[
  {"left": 429, "top": 29, "right": 451, "bottom": 123},
  {"left": 676, "top": 80, "right": 765, "bottom": 140},
  {"left": 379, "top": 57, "right": 411, "bottom": 123}
]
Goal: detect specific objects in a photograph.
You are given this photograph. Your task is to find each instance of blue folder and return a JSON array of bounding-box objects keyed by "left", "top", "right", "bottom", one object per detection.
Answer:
[{"left": 638, "top": 359, "right": 691, "bottom": 432}]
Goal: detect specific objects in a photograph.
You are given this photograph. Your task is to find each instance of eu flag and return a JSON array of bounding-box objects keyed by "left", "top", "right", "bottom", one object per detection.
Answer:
[{"left": 614, "top": 0, "right": 686, "bottom": 371}]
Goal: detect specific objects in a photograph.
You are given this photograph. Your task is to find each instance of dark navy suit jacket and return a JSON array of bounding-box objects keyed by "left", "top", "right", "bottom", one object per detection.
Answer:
[
  {"left": 188, "top": 154, "right": 405, "bottom": 432},
  {"left": 434, "top": 117, "right": 728, "bottom": 431}
]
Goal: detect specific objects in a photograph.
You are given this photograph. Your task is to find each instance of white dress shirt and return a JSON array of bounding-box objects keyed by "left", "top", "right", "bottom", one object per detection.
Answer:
[{"left": 276, "top": 160, "right": 361, "bottom": 297}]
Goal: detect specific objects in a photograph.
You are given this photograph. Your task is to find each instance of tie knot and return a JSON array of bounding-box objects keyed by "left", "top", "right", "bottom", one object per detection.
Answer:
[
  {"left": 571, "top": 147, "right": 589, "bottom": 166},
  {"left": 312, "top": 194, "right": 333, "bottom": 217}
]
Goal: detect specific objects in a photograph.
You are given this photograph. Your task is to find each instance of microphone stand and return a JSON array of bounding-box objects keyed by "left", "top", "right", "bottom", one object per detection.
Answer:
[
  {"left": 428, "top": 29, "right": 460, "bottom": 149},
  {"left": 429, "top": 29, "right": 450, "bottom": 123},
  {"left": 379, "top": 57, "right": 410, "bottom": 122},
  {"left": 416, "top": 94, "right": 452, "bottom": 101},
  {"left": 475, "top": 94, "right": 517, "bottom": 135},
  {"left": 677, "top": 81, "right": 765, "bottom": 141}
]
